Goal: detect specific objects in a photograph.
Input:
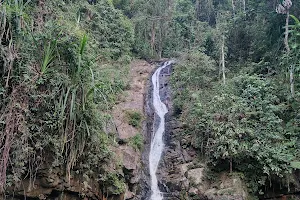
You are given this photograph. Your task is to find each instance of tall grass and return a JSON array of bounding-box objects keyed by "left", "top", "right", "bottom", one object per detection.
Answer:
[{"left": 54, "top": 34, "right": 92, "bottom": 182}]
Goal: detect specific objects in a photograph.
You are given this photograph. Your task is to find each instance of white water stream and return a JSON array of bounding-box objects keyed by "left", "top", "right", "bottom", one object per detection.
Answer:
[{"left": 149, "top": 61, "right": 172, "bottom": 200}]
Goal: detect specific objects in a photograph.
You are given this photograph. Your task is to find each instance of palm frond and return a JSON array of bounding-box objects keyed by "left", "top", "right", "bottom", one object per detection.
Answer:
[
  {"left": 290, "top": 15, "right": 300, "bottom": 25},
  {"left": 41, "top": 40, "right": 57, "bottom": 74},
  {"left": 79, "top": 34, "right": 88, "bottom": 56}
]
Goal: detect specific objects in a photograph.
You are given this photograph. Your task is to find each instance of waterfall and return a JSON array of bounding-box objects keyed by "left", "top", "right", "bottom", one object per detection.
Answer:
[{"left": 149, "top": 61, "right": 172, "bottom": 200}]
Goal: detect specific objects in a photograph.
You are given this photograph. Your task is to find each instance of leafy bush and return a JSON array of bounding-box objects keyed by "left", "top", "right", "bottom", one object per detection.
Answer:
[
  {"left": 192, "top": 75, "right": 295, "bottom": 175},
  {"left": 100, "top": 172, "right": 126, "bottom": 195}
]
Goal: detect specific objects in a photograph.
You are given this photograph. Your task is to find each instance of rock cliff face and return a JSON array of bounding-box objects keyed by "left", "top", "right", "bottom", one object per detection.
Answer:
[
  {"left": 111, "top": 60, "right": 155, "bottom": 200},
  {"left": 146, "top": 62, "right": 249, "bottom": 200},
  {"left": 139, "top": 60, "right": 173, "bottom": 200}
]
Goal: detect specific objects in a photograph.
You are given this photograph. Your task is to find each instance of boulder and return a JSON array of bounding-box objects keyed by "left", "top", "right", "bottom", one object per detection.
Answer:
[
  {"left": 187, "top": 168, "right": 205, "bottom": 185},
  {"left": 122, "top": 146, "right": 139, "bottom": 170},
  {"left": 205, "top": 173, "right": 248, "bottom": 200},
  {"left": 179, "top": 162, "right": 192, "bottom": 176}
]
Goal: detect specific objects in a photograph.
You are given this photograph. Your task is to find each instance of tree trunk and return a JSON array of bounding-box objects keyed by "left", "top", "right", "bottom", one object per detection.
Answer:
[
  {"left": 195, "top": 0, "right": 200, "bottom": 19},
  {"left": 284, "top": 11, "right": 295, "bottom": 97},
  {"left": 230, "top": 157, "right": 233, "bottom": 173},
  {"left": 150, "top": 21, "right": 156, "bottom": 57},
  {"left": 243, "top": 0, "right": 246, "bottom": 13},
  {"left": 158, "top": 21, "right": 163, "bottom": 59},
  {"left": 231, "top": 0, "right": 235, "bottom": 17},
  {"left": 285, "top": 11, "right": 290, "bottom": 53},
  {"left": 290, "top": 66, "right": 295, "bottom": 97},
  {"left": 221, "top": 36, "right": 226, "bottom": 85}
]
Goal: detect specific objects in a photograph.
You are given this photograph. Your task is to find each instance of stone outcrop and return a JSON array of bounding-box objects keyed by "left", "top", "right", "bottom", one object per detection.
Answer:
[{"left": 5, "top": 168, "right": 104, "bottom": 200}]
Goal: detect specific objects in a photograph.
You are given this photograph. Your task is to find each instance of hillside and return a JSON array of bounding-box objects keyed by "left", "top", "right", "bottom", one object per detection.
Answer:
[{"left": 0, "top": 0, "right": 300, "bottom": 200}]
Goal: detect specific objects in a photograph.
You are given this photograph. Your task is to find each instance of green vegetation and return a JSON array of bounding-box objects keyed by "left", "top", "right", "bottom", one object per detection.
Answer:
[
  {"left": 129, "top": 133, "right": 144, "bottom": 151},
  {"left": 169, "top": 0, "right": 300, "bottom": 196},
  {"left": 100, "top": 172, "right": 126, "bottom": 195},
  {"left": 1, "top": 0, "right": 300, "bottom": 198},
  {"left": 125, "top": 110, "right": 143, "bottom": 128},
  {"left": 0, "top": 0, "right": 132, "bottom": 195},
  {"left": 291, "top": 161, "right": 300, "bottom": 169}
]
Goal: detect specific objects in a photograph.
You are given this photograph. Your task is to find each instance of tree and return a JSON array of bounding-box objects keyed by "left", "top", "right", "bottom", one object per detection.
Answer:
[
  {"left": 187, "top": 74, "right": 294, "bottom": 183},
  {"left": 221, "top": 35, "right": 226, "bottom": 85},
  {"left": 276, "top": 0, "right": 294, "bottom": 97}
]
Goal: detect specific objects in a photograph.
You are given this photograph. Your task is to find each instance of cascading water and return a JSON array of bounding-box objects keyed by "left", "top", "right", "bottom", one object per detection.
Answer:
[{"left": 149, "top": 61, "right": 172, "bottom": 200}]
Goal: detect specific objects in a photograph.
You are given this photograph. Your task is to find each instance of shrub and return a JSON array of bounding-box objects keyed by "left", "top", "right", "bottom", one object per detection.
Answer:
[
  {"left": 125, "top": 110, "right": 143, "bottom": 128},
  {"left": 129, "top": 133, "right": 143, "bottom": 151}
]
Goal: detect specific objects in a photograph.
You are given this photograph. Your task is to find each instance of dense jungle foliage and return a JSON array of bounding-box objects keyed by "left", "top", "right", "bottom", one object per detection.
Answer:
[
  {"left": 0, "top": 0, "right": 132, "bottom": 196},
  {"left": 168, "top": 0, "right": 300, "bottom": 196},
  {"left": 1, "top": 0, "right": 300, "bottom": 198}
]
